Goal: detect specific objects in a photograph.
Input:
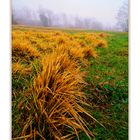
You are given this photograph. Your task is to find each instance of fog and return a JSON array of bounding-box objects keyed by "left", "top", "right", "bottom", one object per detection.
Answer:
[{"left": 12, "top": 0, "right": 128, "bottom": 31}]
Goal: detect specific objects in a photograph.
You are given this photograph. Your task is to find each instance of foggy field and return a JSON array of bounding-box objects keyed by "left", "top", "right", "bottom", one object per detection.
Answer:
[{"left": 12, "top": 26, "right": 128, "bottom": 140}]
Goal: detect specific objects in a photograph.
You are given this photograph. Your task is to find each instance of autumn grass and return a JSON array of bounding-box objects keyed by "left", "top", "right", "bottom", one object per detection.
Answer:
[
  {"left": 12, "top": 39, "right": 40, "bottom": 63},
  {"left": 19, "top": 53, "right": 99, "bottom": 140},
  {"left": 12, "top": 26, "right": 108, "bottom": 140},
  {"left": 12, "top": 26, "right": 128, "bottom": 140},
  {"left": 12, "top": 53, "right": 99, "bottom": 140}
]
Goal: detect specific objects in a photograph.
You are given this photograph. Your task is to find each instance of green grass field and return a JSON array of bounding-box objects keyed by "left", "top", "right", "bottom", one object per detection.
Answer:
[
  {"left": 73, "top": 31, "right": 128, "bottom": 140},
  {"left": 84, "top": 32, "right": 128, "bottom": 139},
  {"left": 12, "top": 26, "right": 128, "bottom": 140}
]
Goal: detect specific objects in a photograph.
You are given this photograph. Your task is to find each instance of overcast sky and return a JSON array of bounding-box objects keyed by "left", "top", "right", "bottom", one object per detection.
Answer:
[{"left": 12, "top": 0, "right": 127, "bottom": 26}]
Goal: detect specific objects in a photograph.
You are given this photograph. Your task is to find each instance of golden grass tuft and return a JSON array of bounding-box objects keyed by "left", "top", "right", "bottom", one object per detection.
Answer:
[
  {"left": 98, "top": 32, "right": 106, "bottom": 38},
  {"left": 82, "top": 46, "right": 97, "bottom": 59},
  {"left": 18, "top": 53, "right": 98, "bottom": 140},
  {"left": 96, "top": 39, "right": 108, "bottom": 48},
  {"left": 12, "top": 62, "right": 32, "bottom": 76},
  {"left": 12, "top": 39, "right": 40, "bottom": 61},
  {"left": 12, "top": 62, "right": 24, "bottom": 75}
]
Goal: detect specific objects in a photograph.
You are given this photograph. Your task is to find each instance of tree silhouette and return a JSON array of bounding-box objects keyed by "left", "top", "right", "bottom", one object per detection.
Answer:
[{"left": 116, "top": 1, "right": 128, "bottom": 31}]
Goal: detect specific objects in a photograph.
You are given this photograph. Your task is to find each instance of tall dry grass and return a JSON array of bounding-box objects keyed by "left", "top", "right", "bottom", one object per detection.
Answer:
[
  {"left": 12, "top": 62, "right": 32, "bottom": 76},
  {"left": 14, "top": 53, "right": 100, "bottom": 140},
  {"left": 12, "top": 28, "right": 108, "bottom": 140},
  {"left": 12, "top": 39, "right": 40, "bottom": 62}
]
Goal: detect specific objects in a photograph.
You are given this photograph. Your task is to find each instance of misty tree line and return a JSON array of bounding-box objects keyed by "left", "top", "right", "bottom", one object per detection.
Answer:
[
  {"left": 12, "top": 1, "right": 128, "bottom": 31},
  {"left": 12, "top": 8, "right": 104, "bottom": 30}
]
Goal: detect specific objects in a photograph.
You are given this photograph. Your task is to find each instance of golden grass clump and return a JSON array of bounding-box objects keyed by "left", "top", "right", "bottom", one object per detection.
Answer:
[
  {"left": 54, "top": 45, "right": 87, "bottom": 67},
  {"left": 12, "top": 62, "right": 24, "bottom": 75},
  {"left": 68, "top": 46, "right": 85, "bottom": 59},
  {"left": 82, "top": 46, "right": 97, "bottom": 59},
  {"left": 96, "top": 39, "right": 108, "bottom": 48},
  {"left": 12, "top": 39, "right": 40, "bottom": 61},
  {"left": 18, "top": 53, "right": 97, "bottom": 140},
  {"left": 12, "top": 27, "right": 108, "bottom": 140},
  {"left": 98, "top": 32, "right": 112, "bottom": 38},
  {"left": 98, "top": 32, "right": 106, "bottom": 38},
  {"left": 12, "top": 29, "right": 108, "bottom": 60},
  {"left": 12, "top": 62, "right": 32, "bottom": 76}
]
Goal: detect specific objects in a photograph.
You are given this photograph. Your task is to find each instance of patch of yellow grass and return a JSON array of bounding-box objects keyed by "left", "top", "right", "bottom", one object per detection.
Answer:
[
  {"left": 82, "top": 46, "right": 97, "bottom": 58},
  {"left": 12, "top": 62, "right": 24, "bottom": 75},
  {"left": 20, "top": 52, "right": 98, "bottom": 140},
  {"left": 12, "top": 27, "right": 108, "bottom": 140},
  {"left": 12, "top": 62, "right": 32, "bottom": 76},
  {"left": 96, "top": 39, "right": 108, "bottom": 48},
  {"left": 12, "top": 39, "right": 40, "bottom": 61}
]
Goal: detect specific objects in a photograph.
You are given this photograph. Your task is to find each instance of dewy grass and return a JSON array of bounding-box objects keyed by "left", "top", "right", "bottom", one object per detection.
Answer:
[{"left": 18, "top": 52, "right": 100, "bottom": 140}]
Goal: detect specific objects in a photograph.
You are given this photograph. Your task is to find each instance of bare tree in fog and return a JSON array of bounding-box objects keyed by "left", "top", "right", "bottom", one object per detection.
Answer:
[
  {"left": 73, "top": 17, "right": 103, "bottom": 30},
  {"left": 12, "top": 7, "right": 38, "bottom": 25},
  {"left": 83, "top": 18, "right": 92, "bottom": 29},
  {"left": 12, "top": 8, "right": 22, "bottom": 24},
  {"left": 61, "top": 13, "right": 69, "bottom": 27},
  {"left": 91, "top": 20, "right": 103, "bottom": 30},
  {"left": 74, "top": 16, "right": 83, "bottom": 28},
  {"left": 82, "top": 18, "right": 103, "bottom": 30},
  {"left": 39, "top": 10, "right": 48, "bottom": 26},
  {"left": 12, "top": 9, "right": 17, "bottom": 24},
  {"left": 116, "top": 1, "right": 128, "bottom": 31},
  {"left": 38, "top": 8, "right": 55, "bottom": 26}
]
